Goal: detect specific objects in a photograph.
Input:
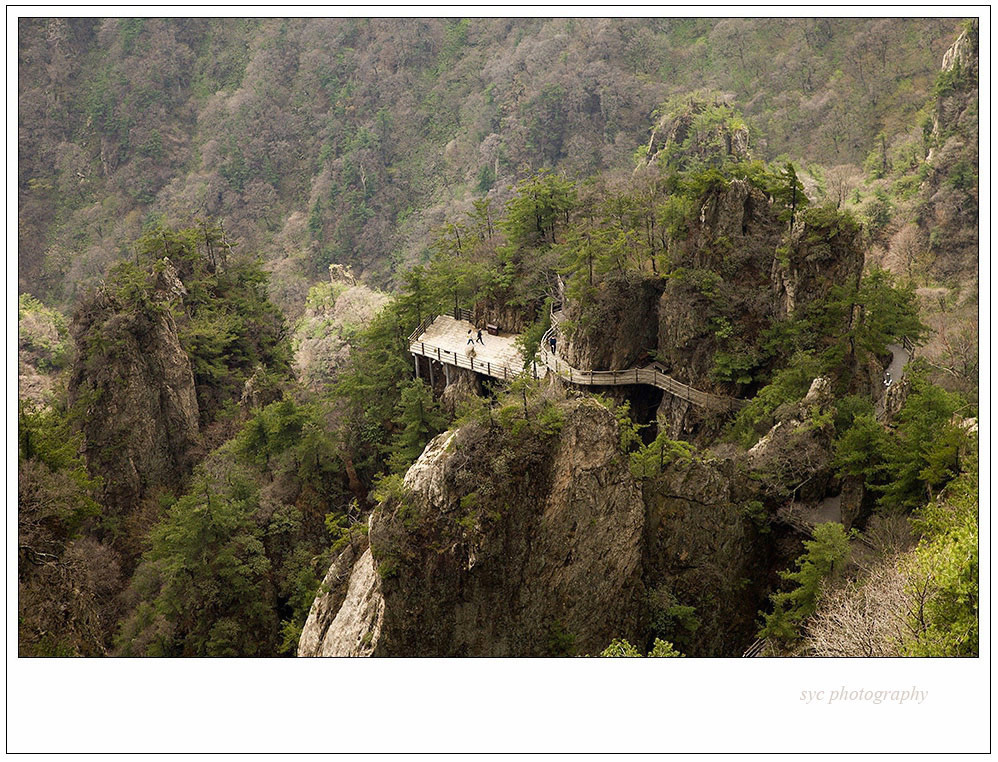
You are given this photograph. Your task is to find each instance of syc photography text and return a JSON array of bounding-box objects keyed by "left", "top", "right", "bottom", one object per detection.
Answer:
[{"left": 800, "top": 687, "right": 928, "bottom": 705}]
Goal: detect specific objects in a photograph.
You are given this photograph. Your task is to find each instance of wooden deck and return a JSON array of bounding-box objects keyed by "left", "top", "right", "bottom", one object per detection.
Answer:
[{"left": 409, "top": 313, "right": 534, "bottom": 382}]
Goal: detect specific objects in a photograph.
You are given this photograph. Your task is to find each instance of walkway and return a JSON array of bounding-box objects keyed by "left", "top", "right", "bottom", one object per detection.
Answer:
[
  {"left": 410, "top": 306, "right": 747, "bottom": 412},
  {"left": 538, "top": 306, "right": 748, "bottom": 413},
  {"left": 876, "top": 337, "right": 916, "bottom": 418},
  {"left": 885, "top": 341, "right": 911, "bottom": 385},
  {"left": 410, "top": 307, "right": 915, "bottom": 416}
]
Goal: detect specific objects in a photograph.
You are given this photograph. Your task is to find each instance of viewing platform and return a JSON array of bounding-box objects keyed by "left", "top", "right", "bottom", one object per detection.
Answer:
[{"left": 409, "top": 312, "right": 533, "bottom": 383}]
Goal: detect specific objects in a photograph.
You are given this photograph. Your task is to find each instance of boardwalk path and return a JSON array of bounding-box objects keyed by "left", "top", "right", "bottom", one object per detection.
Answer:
[
  {"left": 410, "top": 306, "right": 747, "bottom": 412},
  {"left": 411, "top": 307, "right": 915, "bottom": 415}
]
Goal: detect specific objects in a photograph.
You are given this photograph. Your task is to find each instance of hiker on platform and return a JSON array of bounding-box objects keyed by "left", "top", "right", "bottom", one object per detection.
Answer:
[
  {"left": 476, "top": 328, "right": 485, "bottom": 345},
  {"left": 467, "top": 329, "right": 474, "bottom": 345}
]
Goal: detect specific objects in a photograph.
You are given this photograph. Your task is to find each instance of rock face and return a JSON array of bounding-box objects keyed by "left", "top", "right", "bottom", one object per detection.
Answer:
[
  {"left": 562, "top": 273, "right": 664, "bottom": 371},
  {"left": 651, "top": 180, "right": 785, "bottom": 438},
  {"left": 642, "top": 456, "right": 769, "bottom": 656},
  {"left": 745, "top": 377, "right": 837, "bottom": 506},
  {"left": 470, "top": 299, "right": 536, "bottom": 334},
  {"left": 922, "top": 21, "right": 979, "bottom": 282},
  {"left": 298, "top": 535, "right": 384, "bottom": 657},
  {"left": 298, "top": 391, "right": 842, "bottom": 657},
  {"left": 301, "top": 399, "right": 646, "bottom": 656},
  {"left": 68, "top": 269, "right": 201, "bottom": 514},
  {"left": 439, "top": 367, "right": 482, "bottom": 415},
  {"left": 658, "top": 180, "right": 783, "bottom": 388},
  {"left": 772, "top": 214, "right": 863, "bottom": 319}
]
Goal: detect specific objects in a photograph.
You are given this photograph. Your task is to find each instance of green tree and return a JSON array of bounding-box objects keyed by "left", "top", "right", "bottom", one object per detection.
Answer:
[
  {"left": 902, "top": 462, "right": 978, "bottom": 656},
  {"left": 501, "top": 171, "right": 577, "bottom": 249},
  {"left": 387, "top": 379, "right": 447, "bottom": 473},
  {"left": 130, "top": 223, "right": 292, "bottom": 424},
  {"left": 116, "top": 464, "right": 278, "bottom": 656},
  {"left": 599, "top": 638, "right": 683, "bottom": 657},
  {"left": 760, "top": 522, "right": 851, "bottom": 641},
  {"left": 630, "top": 431, "right": 695, "bottom": 479},
  {"left": 833, "top": 412, "right": 893, "bottom": 485},
  {"left": 877, "top": 372, "right": 968, "bottom": 512},
  {"left": 774, "top": 162, "right": 809, "bottom": 227}
]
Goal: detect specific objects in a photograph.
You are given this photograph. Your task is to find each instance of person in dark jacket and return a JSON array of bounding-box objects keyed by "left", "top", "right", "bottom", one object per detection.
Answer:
[{"left": 476, "top": 328, "right": 485, "bottom": 344}]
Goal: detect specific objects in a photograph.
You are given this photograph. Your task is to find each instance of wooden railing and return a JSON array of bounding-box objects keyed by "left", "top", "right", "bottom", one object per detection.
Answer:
[
  {"left": 410, "top": 309, "right": 915, "bottom": 414},
  {"left": 742, "top": 638, "right": 771, "bottom": 657},
  {"left": 407, "top": 314, "right": 438, "bottom": 345},
  {"left": 538, "top": 304, "right": 748, "bottom": 413},
  {"left": 408, "top": 305, "right": 747, "bottom": 411},
  {"left": 409, "top": 338, "right": 536, "bottom": 383}
]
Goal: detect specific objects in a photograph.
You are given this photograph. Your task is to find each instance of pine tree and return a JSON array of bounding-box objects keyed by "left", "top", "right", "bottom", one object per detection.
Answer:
[{"left": 387, "top": 379, "right": 447, "bottom": 473}]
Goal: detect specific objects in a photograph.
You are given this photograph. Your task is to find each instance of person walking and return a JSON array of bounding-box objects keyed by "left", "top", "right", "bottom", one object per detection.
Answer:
[
  {"left": 476, "top": 328, "right": 485, "bottom": 345},
  {"left": 467, "top": 329, "right": 474, "bottom": 345},
  {"left": 549, "top": 335, "right": 557, "bottom": 354}
]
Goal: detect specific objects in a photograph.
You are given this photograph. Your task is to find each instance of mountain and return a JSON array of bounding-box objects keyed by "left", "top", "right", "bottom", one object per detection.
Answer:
[{"left": 16, "top": 17, "right": 977, "bottom": 660}]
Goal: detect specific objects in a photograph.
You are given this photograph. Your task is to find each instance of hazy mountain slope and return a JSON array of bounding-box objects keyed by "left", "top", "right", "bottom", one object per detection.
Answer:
[{"left": 19, "top": 18, "right": 961, "bottom": 311}]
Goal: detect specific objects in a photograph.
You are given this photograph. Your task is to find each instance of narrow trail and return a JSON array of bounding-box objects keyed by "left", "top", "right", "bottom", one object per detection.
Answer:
[
  {"left": 410, "top": 308, "right": 914, "bottom": 416},
  {"left": 410, "top": 306, "right": 747, "bottom": 412}
]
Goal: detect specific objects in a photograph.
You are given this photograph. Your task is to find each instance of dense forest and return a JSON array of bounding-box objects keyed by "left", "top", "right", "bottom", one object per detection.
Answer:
[{"left": 18, "top": 17, "right": 978, "bottom": 659}]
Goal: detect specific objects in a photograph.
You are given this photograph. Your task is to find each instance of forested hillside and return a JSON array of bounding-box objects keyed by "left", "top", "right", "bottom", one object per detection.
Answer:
[
  {"left": 19, "top": 17, "right": 960, "bottom": 308},
  {"left": 17, "top": 17, "right": 978, "bottom": 658}
]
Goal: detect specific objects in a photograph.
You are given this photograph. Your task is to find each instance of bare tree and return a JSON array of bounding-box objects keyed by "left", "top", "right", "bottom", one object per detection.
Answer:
[
  {"left": 805, "top": 557, "right": 909, "bottom": 656},
  {"left": 926, "top": 317, "right": 979, "bottom": 385}
]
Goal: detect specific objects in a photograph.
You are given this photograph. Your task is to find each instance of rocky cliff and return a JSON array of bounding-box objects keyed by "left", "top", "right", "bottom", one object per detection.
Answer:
[
  {"left": 642, "top": 97, "right": 749, "bottom": 170},
  {"left": 298, "top": 384, "right": 837, "bottom": 657},
  {"left": 300, "top": 398, "right": 647, "bottom": 656},
  {"left": 658, "top": 179, "right": 783, "bottom": 391},
  {"left": 921, "top": 20, "right": 979, "bottom": 282},
  {"left": 642, "top": 455, "right": 769, "bottom": 656},
  {"left": 561, "top": 273, "right": 664, "bottom": 371},
  {"left": 68, "top": 259, "right": 201, "bottom": 514},
  {"left": 298, "top": 534, "right": 384, "bottom": 657},
  {"left": 771, "top": 210, "right": 864, "bottom": 319}
]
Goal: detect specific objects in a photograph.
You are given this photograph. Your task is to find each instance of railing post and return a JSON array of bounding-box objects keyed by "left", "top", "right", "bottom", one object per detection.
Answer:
[
  {"left": 487, "top": 361, "right": 491, "bottom": 376},
  {"left": 437, "top": 347, "right": 441, "bottom": 362},
  {"left": 533, "top": 361, "right": 537, "bottom": 380},
  {"left": 504, "top": 366, "right": 507, "bottom": 381},
  {"left": 635, "top": 368, "right": 638, "bottom": 384}
]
